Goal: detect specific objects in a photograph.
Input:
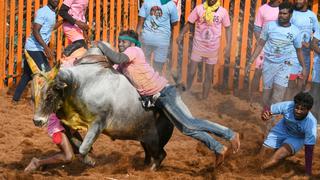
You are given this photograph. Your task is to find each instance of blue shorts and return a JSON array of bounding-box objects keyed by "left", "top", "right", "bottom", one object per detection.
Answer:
[
  {"left": 142, "top": 44, "right": 169, "bottom": 63},
  {"left": 263, "top": 127, "right": 304, "bottom": 154},
  {"left": 312, "top": 55, "right": 320, "bottom": 83},
  {"left": 262, "top": 58, "right": 290, "bottom": 89}
]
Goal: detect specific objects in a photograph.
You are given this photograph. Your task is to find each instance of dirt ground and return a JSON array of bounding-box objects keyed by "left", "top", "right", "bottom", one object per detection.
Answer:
[{"left": 1, "top": 84, "right": 320, "bottom": 180}]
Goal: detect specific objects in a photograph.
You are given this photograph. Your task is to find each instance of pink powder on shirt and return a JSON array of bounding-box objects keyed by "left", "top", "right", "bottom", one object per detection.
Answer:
[{"left": 47, "top": 113, "right": 65, "bottom": 137}]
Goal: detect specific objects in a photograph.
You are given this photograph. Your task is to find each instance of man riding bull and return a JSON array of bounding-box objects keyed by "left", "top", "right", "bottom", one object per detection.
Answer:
[{"left": 96, "top": 29, "right": 241, "bottom": 166}]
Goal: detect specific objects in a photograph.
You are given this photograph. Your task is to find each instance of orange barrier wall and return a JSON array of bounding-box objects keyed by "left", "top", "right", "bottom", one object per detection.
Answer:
[{"left": 0, "top": 0, "right": 319, "bottom": 91}]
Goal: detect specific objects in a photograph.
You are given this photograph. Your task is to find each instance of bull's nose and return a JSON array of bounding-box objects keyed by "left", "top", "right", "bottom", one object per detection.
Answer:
[{"left": 33, "top": 119, "right": 43, "bottom": 127}]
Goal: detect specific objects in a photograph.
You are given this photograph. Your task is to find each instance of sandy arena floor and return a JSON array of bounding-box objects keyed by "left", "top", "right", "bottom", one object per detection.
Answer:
[{"left": 0, "top": 84, "right": 319, "bottom": 179}]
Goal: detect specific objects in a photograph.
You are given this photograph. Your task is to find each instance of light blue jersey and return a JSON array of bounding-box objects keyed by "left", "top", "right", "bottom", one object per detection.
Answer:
[
  {"left": 139, "top": 0, "right": 179, "bottom": 46},
  {"left": 260, "top": 21, "right": 302, "bottom": 63},
  {"left": 312, "top": 27, "right": 320, "bottom": 82},
  {"left": 270, "top": 101, "right": 317, "bottom": 145},
  {"left": 291, "top": 10, "right": 319, "bottom": 44},
  {"left": 25, "top": 6, "right": 56, "bottom": 51}
]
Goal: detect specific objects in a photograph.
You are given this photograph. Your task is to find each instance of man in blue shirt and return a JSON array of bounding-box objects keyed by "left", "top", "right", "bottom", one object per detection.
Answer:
[
  {"left": 12, "top": 0, "right": 61, "bottom": 102},
  {"left": 136, "top": 0, "right": 179, "bottom": 73},
  {"left": 290, "top": 0, "right": 319, "bottom": 90},
  {"left": 310, "top": 27, "right": 320, "bottom": 121},
  {"left": 260, "top": 92, "right": 316, "bottom": 176},
  {"left": 246, "top": 2, "right": 306, "bottom": 109}
]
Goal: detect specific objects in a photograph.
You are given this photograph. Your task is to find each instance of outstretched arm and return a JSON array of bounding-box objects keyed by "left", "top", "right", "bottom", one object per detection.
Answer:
[{"left": 97, "top": 42, "right": 129, "bottom": 64}]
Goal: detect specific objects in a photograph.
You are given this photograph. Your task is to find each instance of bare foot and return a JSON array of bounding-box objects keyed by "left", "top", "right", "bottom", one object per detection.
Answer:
[
  {"left": 24, "top": 158, "right": 40, "bottom": 172},
  {"left": 261, "top": 159, "right": 277, "bottom": 170},
  {"left": 230, "top": 132, "right": 240, "bottom": 153},
  {"left": 215, "top": 146, "right": 228, "bottom": 167}
]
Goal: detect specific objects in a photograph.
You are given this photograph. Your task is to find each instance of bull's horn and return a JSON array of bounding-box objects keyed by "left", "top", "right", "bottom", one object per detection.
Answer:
[
  {"left": 47, "top": 61, "right": 60, "bottom": 80},
  {"left": 24, "top": 50, "right": 40, "bottom": 74}
]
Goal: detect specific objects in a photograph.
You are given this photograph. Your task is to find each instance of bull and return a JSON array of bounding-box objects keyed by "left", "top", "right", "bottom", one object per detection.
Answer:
[{"left": 26, "top": 48, "right": 174, "bottom": 170}]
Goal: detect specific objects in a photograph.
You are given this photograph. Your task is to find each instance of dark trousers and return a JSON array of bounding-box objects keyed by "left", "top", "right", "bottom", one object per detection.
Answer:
[
  {"left": 63, "top": 39, "right": 87, "bottom": 56},
  {"left": 13, "top": 50, "right": 51, "bottom": 101}
]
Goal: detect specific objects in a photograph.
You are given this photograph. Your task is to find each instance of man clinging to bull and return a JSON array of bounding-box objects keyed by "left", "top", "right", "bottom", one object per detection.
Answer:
[{"left": 96, "top": 30, "right": 241, "bottom": 166}]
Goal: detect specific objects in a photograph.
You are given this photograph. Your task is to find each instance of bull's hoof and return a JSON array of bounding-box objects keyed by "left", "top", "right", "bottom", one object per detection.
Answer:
[
  {"left": 78, "top": 154, "right": 96, "bottom": 167},
  {"left": 150, "top": 162, "right": 158, "bottom": 171},
  {"left": 149, "top": 151, "right": 167, "bottom": 171}
]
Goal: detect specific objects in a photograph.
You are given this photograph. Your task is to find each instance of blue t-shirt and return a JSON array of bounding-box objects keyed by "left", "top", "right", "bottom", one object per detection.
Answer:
[
  {"left": 290, "top": 10, "right": 319, "bottom": 44},
  {"left": 313, "top": 24, "right": 320, "bottom": 60},
  {"left": 270, "top": 101, "right": 317, "bottom": 145},
  {"left": 260, "top": 21, "right": 302, "bottom": 63},
  {"left": 25, "top": 6, "right": 56, "bottom": 51},
  {"left": 139, "top": 0, "right": 179, "bottom": 46}
]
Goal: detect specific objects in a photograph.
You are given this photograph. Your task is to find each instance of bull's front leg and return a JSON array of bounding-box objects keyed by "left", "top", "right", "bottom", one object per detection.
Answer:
[{"left": 79, "top": 119, "right": 105, "bottom": 166}]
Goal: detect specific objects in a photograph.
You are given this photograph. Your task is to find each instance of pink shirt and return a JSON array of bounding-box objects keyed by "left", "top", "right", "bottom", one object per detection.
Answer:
[
  {"left": 47, "top": 114, "right": 65, "bottom": 137},
  {"left": 188, "top": 5, "right": 230, "bottom": 57},
  {"left": 62, "top": 0, "right": 88, "bottom": 32},
  {"left": 254, "top": 4, "right": 279, "bottom": 28},
  {"left": 120, "top": 47, "right": 168, "bottom": 96}
]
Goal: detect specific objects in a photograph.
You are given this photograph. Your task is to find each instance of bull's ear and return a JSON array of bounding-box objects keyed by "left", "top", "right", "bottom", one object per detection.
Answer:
[
  {"left": 47, "top": 61, "right": 61, "bottom": 80},
  {"left": 24, "top": 50, "right": 40, "bottom": 74}
]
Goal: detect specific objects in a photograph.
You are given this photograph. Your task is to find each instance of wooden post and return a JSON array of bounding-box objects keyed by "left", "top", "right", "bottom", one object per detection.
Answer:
[
  {"left": 0, "top": 0, "right": 6, "bottom": 89},
  {"left": 16, "top": 0, "right": 24, "bottom": 82},
  {"left": 95, "top": 0, "right": 101, "bottom": 41},
  {"left": 181, "top": 0, "right": 192, "bottom": 83},
  {"left": 238, "top": 0, "right": 251, "bottom": 89}
]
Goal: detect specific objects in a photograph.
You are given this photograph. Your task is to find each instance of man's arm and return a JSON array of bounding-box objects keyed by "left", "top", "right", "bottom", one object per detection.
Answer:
[
  {"left": 253, "top": 26, "right": 262, "bottom": 41},
  {"left": 33, "top": 23, "right": 53, "bottom": 60},
  {"left": 296, "top": 48, "right": 306, "bottom": 79},
  {"left": 246, "top": 39, "right": 266, "bottom": 73},
  {"left": 136, "top": 17, "right": 145, "bottom": 36},
  {"left": 58, "top": 4, "right": 88, "bottom": 31},
  {"left": 96, "top": 42, "right": 129, "bottom": 64},
  {"left": 176, "top": 22, "right": 192, "bottom": 44},
  {"left": 224, "top": 25, "right": 232, "bottom": 59},
  {"left": 311, "top": 37, "right": 320, "bottom": 54}
]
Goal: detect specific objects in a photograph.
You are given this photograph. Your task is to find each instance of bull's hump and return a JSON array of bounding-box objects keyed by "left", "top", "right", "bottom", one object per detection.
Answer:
[{"left": 74, "top": 55, "right": 114, "bottom": 68}]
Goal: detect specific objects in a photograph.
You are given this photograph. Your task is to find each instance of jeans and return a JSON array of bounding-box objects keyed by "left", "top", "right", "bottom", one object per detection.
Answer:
[
  {"left": 156, "top": 85, "right": 235, "bottom": 154},
  {"left": 13, "top": 51, "right": 51, "bottom": 101}
]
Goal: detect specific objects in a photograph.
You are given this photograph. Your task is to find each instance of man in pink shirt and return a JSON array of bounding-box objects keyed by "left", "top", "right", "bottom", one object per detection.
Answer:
[
  {"left": 97, "top": 30, "right": 240, "bottom": 167},
  {"left": 177, "top": 0, "right": 231, "bottom": 100},
  {"left": 249, "top": 0, "right": 280, "bottom": 97},
  {"left": 24, "top": 114, "right": 95, "bottom": 172},
  {"left": 59, "top": 0, "right": 89, "bottom": 56}
]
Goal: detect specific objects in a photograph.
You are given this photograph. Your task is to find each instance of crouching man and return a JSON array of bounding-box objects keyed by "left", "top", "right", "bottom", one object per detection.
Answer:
[{"left": 260, "top": 92, "right": 317, "bottom": 176}]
